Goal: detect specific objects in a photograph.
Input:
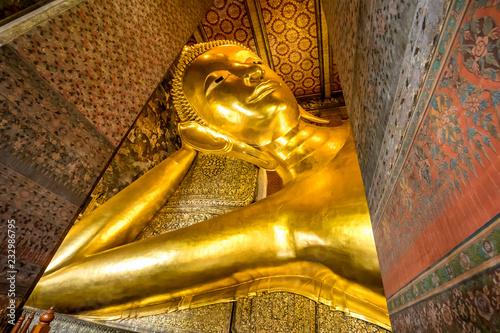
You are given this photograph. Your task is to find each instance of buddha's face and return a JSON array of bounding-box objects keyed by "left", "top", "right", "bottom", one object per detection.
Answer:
[{"left": 182, "top": 45, "right": 300, "bottom": 146}]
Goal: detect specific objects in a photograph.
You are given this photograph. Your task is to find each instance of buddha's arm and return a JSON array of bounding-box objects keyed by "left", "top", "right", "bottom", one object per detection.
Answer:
[
  {"left": 44, "top": 146, "right": 197, "bottom": 275},
  {"left": 28, "top": 137, "right": 383, "bottom": 316}
]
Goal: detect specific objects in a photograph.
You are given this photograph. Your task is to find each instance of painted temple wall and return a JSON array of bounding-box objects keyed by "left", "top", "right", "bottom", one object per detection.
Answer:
[
  {"left": 0, "top": 0, "right": 213, "bottom": 330},
  {"left": 324, "top": 0, "right": 500, "bottom": 331},
  {"left": 2, "top": 0, "right": 500, "bottom": 331}
]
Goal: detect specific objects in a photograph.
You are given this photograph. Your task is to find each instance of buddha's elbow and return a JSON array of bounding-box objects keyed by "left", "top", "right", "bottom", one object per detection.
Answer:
[{"left": 272, "top": 222, "right": 297, "bottom": 261}]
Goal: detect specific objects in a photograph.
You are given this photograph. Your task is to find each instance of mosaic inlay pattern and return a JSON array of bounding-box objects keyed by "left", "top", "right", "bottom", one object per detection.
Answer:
[
  {"left": 367, "top": 0, "right": 452, "bottom": 227},
  {"left": 390, "top": 263, "right": 500, "bottom": 332},
  {"left": 109, "top": 303, "right": 233, "bottom": 333},
  {"left": 233, "top": 292, "right": 316, "bottom": 332},
  {"left": 233, "top": 292, "right": 389, "bottom": 332},
  {"left": 137, "top": 153, "right": 258, "bottom": 240},
  {"left": 201, "top": 0, "right": 257, "bottom": 53},
  {"left": 260, "top": 0, "right": 321, "bottom": 97},
  {"left": 316, "top": 303, "right": 389, "bottom": 333},
  {"left": 79, "top": 79, "right": 181, "bottom": 211}
]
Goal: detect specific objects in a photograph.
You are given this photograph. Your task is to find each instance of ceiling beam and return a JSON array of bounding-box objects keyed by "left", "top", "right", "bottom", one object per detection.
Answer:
[
  {"left": 193, "top": 24, "right": 208, "bottom": 43},
  {"left": 245, "top": 0, "right": 274, "bottom": 70},
  {"left": 315, "top": 0, "right": 331, "bottom": 99}
]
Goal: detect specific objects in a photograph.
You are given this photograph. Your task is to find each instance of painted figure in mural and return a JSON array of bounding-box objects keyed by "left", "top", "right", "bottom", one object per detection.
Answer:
[{"left": 27, "top": 41, "right": 390, "bottom": 329}]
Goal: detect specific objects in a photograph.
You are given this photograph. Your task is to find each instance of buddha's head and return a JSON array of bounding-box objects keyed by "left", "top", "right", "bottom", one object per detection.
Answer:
[
  {"left": 172, "top": 41, "right": 299, "bottom": 148},
  {"left": 172, "top": 41, "right": 327, "bottom": 170}
]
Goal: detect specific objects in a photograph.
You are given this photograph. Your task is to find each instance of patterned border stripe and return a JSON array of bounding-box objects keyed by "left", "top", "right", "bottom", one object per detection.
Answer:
[
  {"left": 387, "top": 214, "right": 500, "bottom": 313},
  {"left": 390, "top": 262, "right": 500, "bottom": 332}
]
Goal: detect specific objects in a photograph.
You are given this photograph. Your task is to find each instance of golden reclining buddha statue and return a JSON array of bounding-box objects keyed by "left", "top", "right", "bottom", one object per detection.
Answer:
[{"left": 27, "top": 40, "right": 390, "bottom": 329}]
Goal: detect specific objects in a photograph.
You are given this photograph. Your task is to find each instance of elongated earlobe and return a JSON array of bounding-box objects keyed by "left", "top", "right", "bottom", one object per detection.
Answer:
[
  {"left": 178, "top": 122, "right": 278, "bottom": 169},
  {"left": 299, "top": 106, "right": 330, "bottom": 124},
  {"left": 178, "top": 121, "right": 233, "bottom": 153}
]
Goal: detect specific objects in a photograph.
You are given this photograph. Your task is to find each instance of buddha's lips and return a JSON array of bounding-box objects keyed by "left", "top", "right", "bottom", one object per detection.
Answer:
[{"left": 246, "top": 80, "right": 281, "bottom": 104}]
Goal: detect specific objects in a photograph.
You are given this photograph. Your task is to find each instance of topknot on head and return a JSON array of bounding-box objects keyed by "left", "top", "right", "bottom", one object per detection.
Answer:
[{"left": 171, "top": 40, "right": 250, "bottom": 125}]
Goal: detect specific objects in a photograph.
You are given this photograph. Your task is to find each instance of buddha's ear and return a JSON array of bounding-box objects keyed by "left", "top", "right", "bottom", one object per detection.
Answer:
[
  {"left": 299, "top": 106, "right": 330, "bottom": 124},
  {"left": 178, "top": 121, "right": 233, "bottom": 153},
  {"left": 178, "top": 122, "right": 278, "bottom": 170}
]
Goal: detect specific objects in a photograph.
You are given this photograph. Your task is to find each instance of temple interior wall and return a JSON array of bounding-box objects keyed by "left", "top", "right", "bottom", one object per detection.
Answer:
[
  {"left": 325, "top": 0, "right": 500, "bottom": 331},
  {"left": 0, "top": 0, "right": 500, "bottom": 332}
]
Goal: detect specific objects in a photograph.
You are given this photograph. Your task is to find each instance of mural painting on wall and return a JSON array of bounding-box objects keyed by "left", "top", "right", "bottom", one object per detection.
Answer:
[
  {"left": 378, "top": 0, "right": 500, "bottom": 286},
  {"left": 81, "top": 78, "right": 181, "bottom": 215},
  {"left": 377, "top": 0, "right": 500, "bottom": 331}
]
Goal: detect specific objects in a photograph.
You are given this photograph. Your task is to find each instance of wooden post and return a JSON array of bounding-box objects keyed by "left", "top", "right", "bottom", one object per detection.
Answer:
[
  {"left": 10, "top": 312, "right": 25, "bottom": 333},
  {"left": 30, "top": 307, "right": 55, "bottom": 333},
  {"left": 20, "top": 313, "right": 35, "bottom": 333}
]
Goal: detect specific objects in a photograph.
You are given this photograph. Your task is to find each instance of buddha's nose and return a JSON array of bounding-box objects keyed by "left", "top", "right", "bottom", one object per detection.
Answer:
[{"left": 244, "top": 62, "right": 265, "bottom": 85}]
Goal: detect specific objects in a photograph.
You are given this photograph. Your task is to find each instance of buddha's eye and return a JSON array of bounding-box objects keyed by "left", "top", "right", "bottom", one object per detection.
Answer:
[
  {"left": 244, "top": 56, "right": 263, "bottom": 65},
  {"left": 205, "top": 71, "right": 229, "bottom": 96}
]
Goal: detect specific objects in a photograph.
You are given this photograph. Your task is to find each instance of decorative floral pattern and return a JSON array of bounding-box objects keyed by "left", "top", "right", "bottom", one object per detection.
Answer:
[
  {"left": 1, "top": 2, "right": 212, "bottom": 329},
  {"left": 260, "top": 0, "right": 321, "bottom": 97},
  {"left": 390, "top": 265, "right": 500, "bottom": 332},
  {"left": 459, "top": 15, "right": 500, "bottom": 79},
  {"left": 201, "top": 0, "right": 257, "bottom": 53},
  {"left": 0, "top": 45, "right": 114, "bottom": 204}
]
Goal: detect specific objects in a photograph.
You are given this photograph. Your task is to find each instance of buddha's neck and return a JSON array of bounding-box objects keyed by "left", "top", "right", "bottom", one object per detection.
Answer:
[{"left": 262, "top": 121, "right": 349, "bottom": 185}]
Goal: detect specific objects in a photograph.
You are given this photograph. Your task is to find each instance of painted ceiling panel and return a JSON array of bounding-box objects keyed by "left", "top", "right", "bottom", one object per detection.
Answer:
[
  {"left": 197, "top": 0, "right": 342, "bottom": 99},
  {"left": 195, "top": 0, "right": 342, "bottom": 99},
  {"left": 201, "top": 0, "right": 258, "bottom": 54},
  {"left": 259, "top": 0, "right": 321, "bottom": 97}
]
